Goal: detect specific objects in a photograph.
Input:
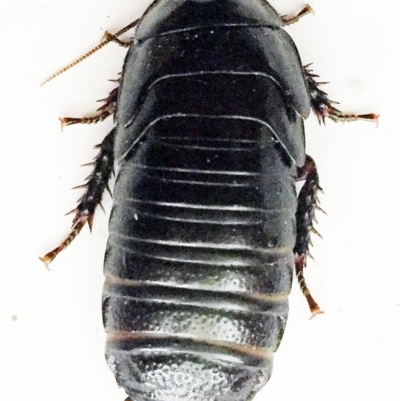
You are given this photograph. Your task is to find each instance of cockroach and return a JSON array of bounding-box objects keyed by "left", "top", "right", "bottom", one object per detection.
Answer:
[{"left": 40, "top": 1, "right": 378, "bottom": 400}]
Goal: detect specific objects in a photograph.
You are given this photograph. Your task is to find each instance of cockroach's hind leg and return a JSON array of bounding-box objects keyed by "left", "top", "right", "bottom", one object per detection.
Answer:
[
  {"left": 39, "top": 219, "right": 86, "bottom": 270},
  {"left": 61, "top": 84, "right": 119, "bottom": 128},
  {"left": 39, "top": 128, "right": 116, "bottom": 267},
  {"left": 304, "top": 65, "right": 379, "bottom": 125},
  {"left": 281, "top": 4, "right": 314, "bottom": 26},
  {"left": 295, "top": 254, "right": 324, "bottom": 318},
  {"left": 294, "top": 155, "right": 324, "bottom": 317}
]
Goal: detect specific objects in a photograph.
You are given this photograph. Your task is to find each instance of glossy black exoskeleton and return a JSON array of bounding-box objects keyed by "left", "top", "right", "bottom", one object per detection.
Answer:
[{"left": 41, "top": 1, "right": 377, "bottom": 400}]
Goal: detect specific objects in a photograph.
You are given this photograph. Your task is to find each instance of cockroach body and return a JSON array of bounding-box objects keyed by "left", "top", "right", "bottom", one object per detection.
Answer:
[
  {"left": 104, "top": 2, "right": 308, "bottom": 400},
  {"left": 41, "top": 1, "right": 377, "bottom": 400}
]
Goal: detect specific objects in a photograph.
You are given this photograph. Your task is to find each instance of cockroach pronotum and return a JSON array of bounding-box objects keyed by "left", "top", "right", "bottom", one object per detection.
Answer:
[{"left": 40, "top": 1, "right": 378, "bottom": 400}]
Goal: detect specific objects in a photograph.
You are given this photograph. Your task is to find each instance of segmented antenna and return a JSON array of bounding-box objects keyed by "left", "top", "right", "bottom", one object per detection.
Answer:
[{"left": 41, "top": 19, "right": 139, "bottom": 85}]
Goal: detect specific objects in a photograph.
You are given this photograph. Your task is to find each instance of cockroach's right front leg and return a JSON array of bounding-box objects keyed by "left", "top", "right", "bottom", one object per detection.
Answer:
[
  {"left": 278, "top": 5, "right": 378, "bottom": 126},
  {"left": 294, "top": 155, "right": 325, "bottom": 317},
  {"left": 304, "top": 65, "right": 379, "bottom": 125},
  {"left": 280, "top": 4, "right": 313, "bottom": 25},
  {"left": 40, "top": 128, "right": 116, "bottom": 268}
]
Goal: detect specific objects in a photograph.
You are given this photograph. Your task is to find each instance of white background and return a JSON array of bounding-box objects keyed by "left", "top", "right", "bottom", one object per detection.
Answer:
[{"left": 1, "top": 0, "right": 399, "bottom": 400}]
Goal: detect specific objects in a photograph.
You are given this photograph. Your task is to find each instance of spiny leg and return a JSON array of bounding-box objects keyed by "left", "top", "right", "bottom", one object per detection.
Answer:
[
  {"left": 304, "top": 65, "right": 379, "bottom": 125},
  {"left": 61, "top": 83, "right": 119, "bottom": 128},
  {"left": 281, "top": 4, "right": 313, "bottom": 26},
  {"left": 39, "top": 128, "right": 116, "bottom": 268},
  {"left": 294, "top": 155, "right": 325, "bottom": 317}
]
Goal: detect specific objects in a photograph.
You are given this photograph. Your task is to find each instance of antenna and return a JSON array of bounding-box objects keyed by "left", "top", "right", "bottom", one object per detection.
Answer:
[{"left": 41, "top": 19, "right": 139, "bottom": 85}]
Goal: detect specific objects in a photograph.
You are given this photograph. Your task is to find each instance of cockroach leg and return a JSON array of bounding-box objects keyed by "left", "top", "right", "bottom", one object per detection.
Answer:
[
  {"left": 102, "top": 31, "right": 131, "bottom": 48},
  {"left": 280, "top": 4, "right": 314, "bottom": 26},
  {"left": 294, "top": 155, "right": 324, "bottom": 317},
  {"left": 295, "top": 255, "right": 323, "bottom": 318},
  {"left": 61, "top": 86, "right": 119, "bottom": 128},
  {"left": 304, "top": 65, "right": 379, "bottom": 125},
  {"left": 39, "top": 128, "right": 116, "bottom": 268}
]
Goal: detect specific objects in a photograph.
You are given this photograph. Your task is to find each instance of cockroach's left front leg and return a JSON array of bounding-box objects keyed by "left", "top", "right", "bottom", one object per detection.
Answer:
[
  {"left": 40, "top": 73, "right": 122, "bottom": 267},
  {"left": 294, "top": 155, "right": 325, "bottom": 317},
  {"left": 40, "top": 128, "right": 116, "bottom": 268},
  {"left": 61, "top": 83, "right": 119, "bottom": 128}
]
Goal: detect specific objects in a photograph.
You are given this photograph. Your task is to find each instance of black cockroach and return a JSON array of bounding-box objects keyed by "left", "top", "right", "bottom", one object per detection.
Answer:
[{"left": 41, "top": 1, "right": 378, "bottom": 400}]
